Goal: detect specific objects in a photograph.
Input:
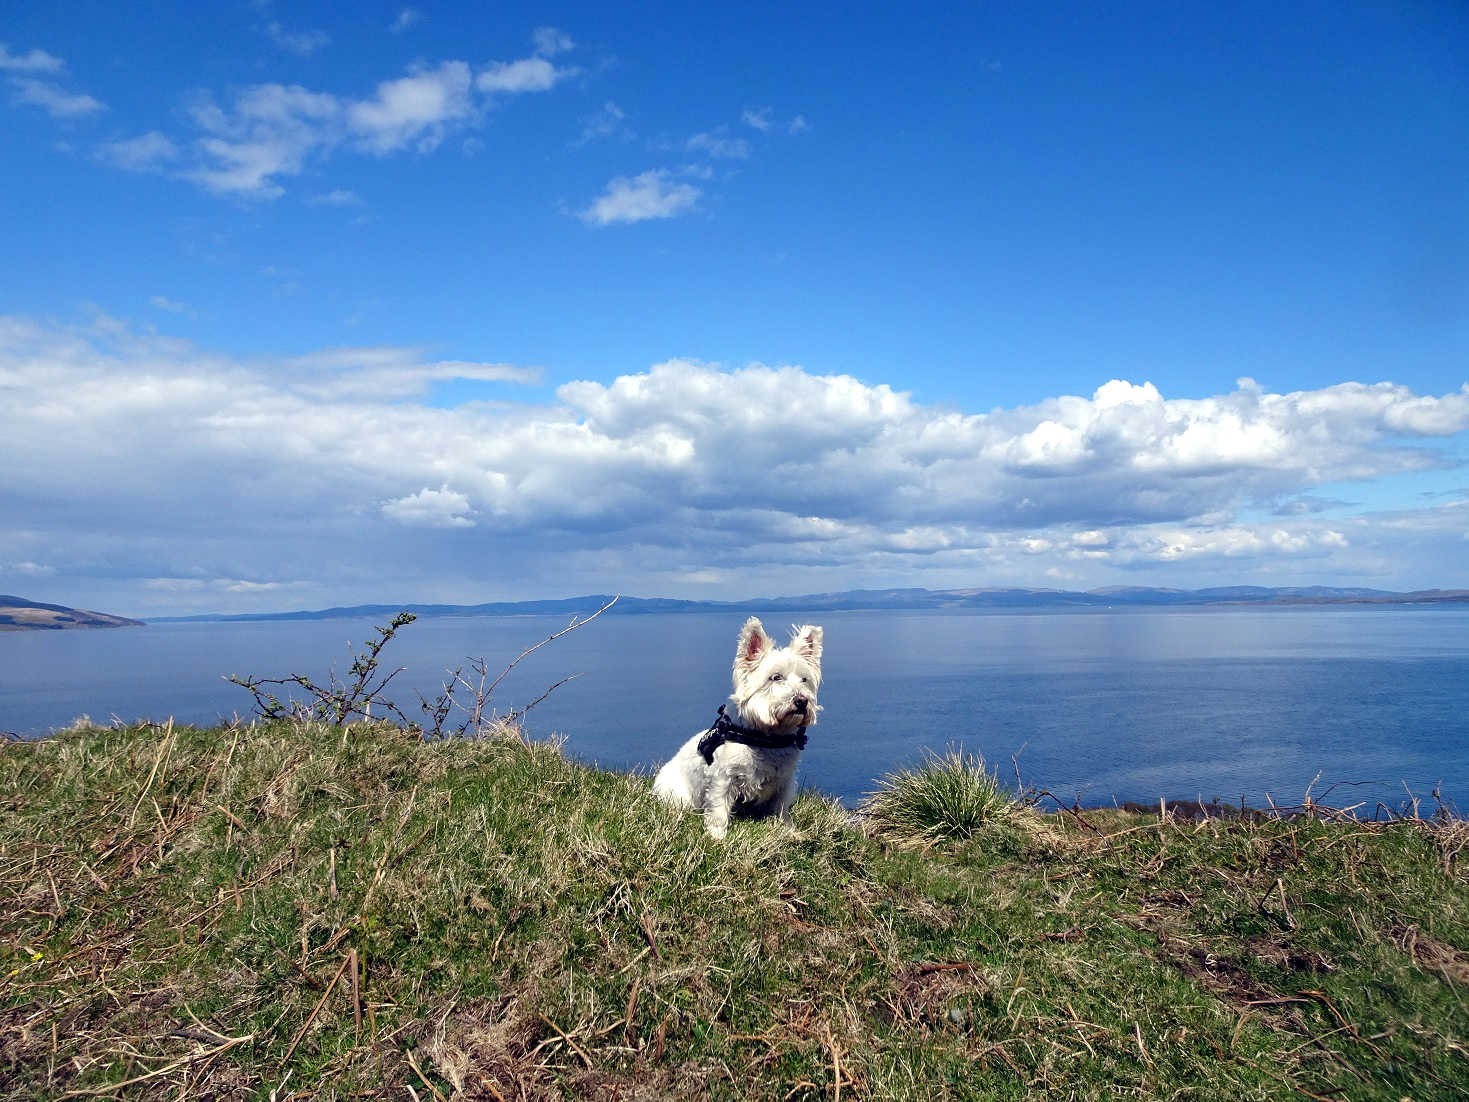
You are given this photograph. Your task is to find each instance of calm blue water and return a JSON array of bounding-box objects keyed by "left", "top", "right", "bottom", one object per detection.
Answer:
[{"left": 3, "top": 608, "right": 1466, "bottom": 812}]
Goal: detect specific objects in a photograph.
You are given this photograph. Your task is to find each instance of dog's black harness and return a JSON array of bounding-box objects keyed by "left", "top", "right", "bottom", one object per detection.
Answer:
[{"left": 697, "top": 704, "right": 808, "bottom": 765}]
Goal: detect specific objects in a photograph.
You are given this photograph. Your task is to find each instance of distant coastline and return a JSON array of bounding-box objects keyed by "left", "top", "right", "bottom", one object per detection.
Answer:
[
  {"left": 7, "top": 585, "right": 1467, "bottom": 633},
  {"left": 0, "top": 596, "right": 144, "bottom": 632},
  {"left": 144, "top": 584, "right": 1469, "bottom": 624}
]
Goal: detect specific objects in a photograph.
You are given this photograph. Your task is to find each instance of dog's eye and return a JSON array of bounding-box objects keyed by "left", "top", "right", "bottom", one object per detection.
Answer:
[{"left": 769, "top": 673, "right": 783, "bottom": 682}]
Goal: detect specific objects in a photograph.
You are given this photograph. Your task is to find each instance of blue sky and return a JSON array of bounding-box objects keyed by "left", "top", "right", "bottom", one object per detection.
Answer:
[{"left": 2, "top": 1, "right": 1467, "bottom": 615}]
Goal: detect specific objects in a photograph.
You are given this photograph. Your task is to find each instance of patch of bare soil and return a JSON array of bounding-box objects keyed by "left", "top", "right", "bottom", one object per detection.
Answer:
[{"left": 881, "top": 960, "right": 991, "bottom": 1028}]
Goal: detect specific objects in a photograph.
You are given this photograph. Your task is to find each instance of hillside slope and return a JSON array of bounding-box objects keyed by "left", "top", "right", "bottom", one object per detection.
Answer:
[
  {"left": 0, "top": 595, "right": 144, "bottom": 631},
  {"left": 1, "top": 721, "right": 1465, "bottom": 1099}
]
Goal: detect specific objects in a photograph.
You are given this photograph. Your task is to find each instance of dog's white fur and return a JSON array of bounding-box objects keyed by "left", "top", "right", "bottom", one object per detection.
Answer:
[{"left": 652, "top": 617, "right": 823, "bottom": 838}]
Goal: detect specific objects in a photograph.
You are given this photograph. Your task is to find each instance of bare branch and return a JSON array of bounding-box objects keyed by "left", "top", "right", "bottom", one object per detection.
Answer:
[{"left": 483, "top": 596, "right": 618, "bottom": 703}]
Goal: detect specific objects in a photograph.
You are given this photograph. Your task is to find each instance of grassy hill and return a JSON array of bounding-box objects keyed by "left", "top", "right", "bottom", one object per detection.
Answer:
[
  {"left": 2, "top": 720, "right": 1465, "bottom": 1099},
  {"left": 0, "top": 595, "right": 143, "bottom": 632}
]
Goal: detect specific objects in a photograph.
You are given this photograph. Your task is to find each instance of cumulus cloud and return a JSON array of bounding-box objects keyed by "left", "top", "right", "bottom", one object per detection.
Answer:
[
  {"left": 349, "top": 61, "right": 475, "bottom": 154},
  {"left": 382, "top": 487, "right": 476, "bottom": 528},
  {"left": 579, "top": 170, "right": 700, "bottom": 225},
  {"left": 479, "top": 28, "right": 578, "bottom": 94},
  {"left": 477, "top": 57, "right": 571, "bottom": 94},
  {"left": 185, "top": 83, "right": 341, "bottom": 197},
  {"left": 2, "top": 313, "right": 1467, "bottom": 611}
]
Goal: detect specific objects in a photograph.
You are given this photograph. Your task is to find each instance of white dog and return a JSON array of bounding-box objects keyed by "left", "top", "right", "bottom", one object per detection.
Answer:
[{"left": 653, "top": 617, "right": 823, "bottom": 838}]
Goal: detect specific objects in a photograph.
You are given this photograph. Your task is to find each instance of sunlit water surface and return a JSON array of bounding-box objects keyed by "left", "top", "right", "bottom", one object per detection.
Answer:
[{"left": 3, "top": 607, "right": 1466, "bottom": 810}]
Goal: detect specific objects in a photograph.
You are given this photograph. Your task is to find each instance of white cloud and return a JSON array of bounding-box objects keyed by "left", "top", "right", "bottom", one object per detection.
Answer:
[
  {"left": 389, "top": 8, "right": 422, "bottom": 34},
  {"left": 0, "top": 44, "right": 64, "bottom": 73},
  {"left": 148, "top": 295, "right": 194, "bottom": 316},
  {"left": 787, "top": 114, "right": 809, "bottom": 135},
  {"left": 476, "top": 57, "right": 572, "bottom": 94},
  {"left": 349, "top": 61, "right": 475, "bottom": 154},
  {"left": 182, "top": 62, "right": 483, "bottom": 194},
  {"left": 262, "top": 21, "right": 330, "bottom": 57},
  {"left": 3, "top": 314, "right": 1467, "bottom": 609},
  {"left": 478, "top": 27, "right": 578, "bottom": 93},
  {"left": 532, "top": 27, "right": 576, "bottom": 57},
  {"left": 382, "top": 487, "right": 476, "bottom": 528},
  {"left": 577, "top": 100, "right": 629, "bottom": 144},
  {"left": 283, "top": 346, "right": 541, "bottom": 400},
  {"left": 91, "top": 49, "right": 573, "bottom": 198},
  {"left": 741, "top": 107, "right": 772, "bottom": 132},
  {"left": 579, "top": 170, "right": 700, "bottom": 226},
  {"left": 8, "top": 76, "right": 104, "bottom": 118},
  {"left": 186, "top": 83, "right": 341, "bottom": 197},
  {"left": 687, "top": 129, "right": 749, "bottom": 159},
  {"left": 97, "top": 131, "right": 178, "bottom": 171}
]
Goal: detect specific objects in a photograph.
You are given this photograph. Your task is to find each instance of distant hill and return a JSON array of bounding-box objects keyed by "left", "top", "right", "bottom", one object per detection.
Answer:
[
  {"left": 0, "top": 595, "right": 145, "bottom": 632},
  {"left": 147, "top": 585, "right": 1469, "bottom": 624}
]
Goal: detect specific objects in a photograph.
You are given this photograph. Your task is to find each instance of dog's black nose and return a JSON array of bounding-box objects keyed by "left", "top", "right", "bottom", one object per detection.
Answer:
[{"left": 793, "top": 696, "right": 808, "bottom": 712}]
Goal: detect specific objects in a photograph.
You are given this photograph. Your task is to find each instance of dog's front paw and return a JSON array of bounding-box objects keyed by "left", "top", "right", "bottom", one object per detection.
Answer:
[{"left": 704, "top": 814, "right": 729, "bottom": 840}]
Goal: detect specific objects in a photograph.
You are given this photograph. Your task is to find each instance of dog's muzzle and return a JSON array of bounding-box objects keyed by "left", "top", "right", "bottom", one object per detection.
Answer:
[{"left": 780, "top": 696, "right": 810, "bottom": 725}]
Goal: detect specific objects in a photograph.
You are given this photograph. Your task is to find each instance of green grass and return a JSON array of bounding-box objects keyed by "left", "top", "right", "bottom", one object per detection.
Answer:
[
  {"left": 2, "top": 719, "right": 1466, "bottom": 1099},
  {"left": 863, "top": 747, "right": 1017, "bottom": 841}
]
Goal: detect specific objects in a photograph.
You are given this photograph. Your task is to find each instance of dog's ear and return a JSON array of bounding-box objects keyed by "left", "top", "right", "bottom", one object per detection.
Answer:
[
  {"left": 790, "top": 624, "right": 823, "bottom": 669},
  {"left": 735, "top": 617, "right": 773, "bottom": 675}
]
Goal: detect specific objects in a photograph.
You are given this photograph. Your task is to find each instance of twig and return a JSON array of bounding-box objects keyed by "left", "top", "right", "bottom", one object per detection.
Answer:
[
  {"left": 539, "top": 1014, "right": 594, "bottom": 1069},
  {"left": 215, "top": 805, "right": 248, "bottom": 833},
  {"left": 484, "top": 597, "right": 619, "bottom": 703},
  {"left": 639, "top": 910, "right": 661, "bottom": 959},
  {"left": 1277, "top": 878, "right": 1295, "bottom": 929},
  {"left": 77, "top": 858, "right": 108, "bottom": 891},
  {"left": 62, "top": 1031, "right": 253, "bottom": 1096},
  {"left": 349, "top": 948, "right": 361, "bottom": 1040},
  {"left": 503, "top": 674, "right": 581, "bottom": 723},
  {"left": 283, "top": 952, "right": 354, "bottom": 1063},
  {"left": 1029, "top": 789, "right": 1101, "bottom": 832},
  {"left": 824, "top": 1022, "right": 843, "bottom": 1102},
  {"left": 1133, "top": 1021, "right": 1154, "bottom": 1067},
  {"left": 404, "top": 1048, "right": 447, "bottom": 1102},
  {"left": 128, "top": 718, "right": 175, "bottom": 826},
  {"left": 623, "top": 976, "right": 641, "bottom": 1049}
]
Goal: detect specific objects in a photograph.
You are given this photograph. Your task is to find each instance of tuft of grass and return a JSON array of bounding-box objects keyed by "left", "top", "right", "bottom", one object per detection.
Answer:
[
  {"left": 862, "top": 747, "right": 1017, "bottom": 841},
  {"left": 2, "top": 720, "right": 1466, "bottom": 1100}
]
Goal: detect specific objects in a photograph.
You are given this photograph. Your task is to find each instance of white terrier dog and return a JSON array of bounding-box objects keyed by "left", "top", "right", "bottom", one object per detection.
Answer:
[{"left": 653, "top": 617, "right": 823, "bottom": 838}]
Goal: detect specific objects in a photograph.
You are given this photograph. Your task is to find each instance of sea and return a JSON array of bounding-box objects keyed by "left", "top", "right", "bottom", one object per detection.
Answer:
[{"left": 3, "top": 606, "right": 1467, "bottom": 814}]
